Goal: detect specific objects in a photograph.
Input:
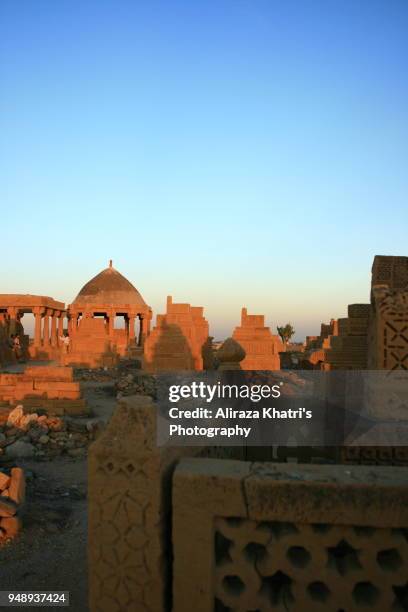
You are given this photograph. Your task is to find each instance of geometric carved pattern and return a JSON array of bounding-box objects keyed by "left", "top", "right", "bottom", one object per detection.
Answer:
[
  {"left": 376, "top": 290, "right": 408, "bottom": 370},
  {"left": 371, "top": 255, "right": 408, "bottom": 291},
  {"left": 172, "top": 458, "right": 408, "bottom": 612},
  {"left": 89, "top": 460, "right": 152, "bottom": 612},
  {"left": 214, "top": 518, "right": 408, "bottom": 611},
  {"left": 88, "top": 395, "right": 240, "bottom": 612},
  {"left": 88, "top": 395, "right": 170, "bottom": 612}
]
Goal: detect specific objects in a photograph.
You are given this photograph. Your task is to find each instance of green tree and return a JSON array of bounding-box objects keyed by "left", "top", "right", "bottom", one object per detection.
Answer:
[{"left": 277, "top": 323, "right": 295, "bottom": 344}]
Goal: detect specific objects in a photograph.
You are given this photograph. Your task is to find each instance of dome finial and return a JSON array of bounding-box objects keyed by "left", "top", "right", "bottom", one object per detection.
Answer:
[{"left": 109, "top": 259, "right": 113, "bottom": 268}]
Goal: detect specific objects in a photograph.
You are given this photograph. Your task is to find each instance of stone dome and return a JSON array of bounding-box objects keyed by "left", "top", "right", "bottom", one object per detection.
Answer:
[{"left": 73, "top": 262, "right": 147, "bottom": 309}]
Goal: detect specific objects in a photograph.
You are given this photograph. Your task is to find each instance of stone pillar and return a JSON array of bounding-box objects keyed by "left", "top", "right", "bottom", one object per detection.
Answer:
[
  {"left": 58, "top": 313, "right": 64, "bottom": 341},
  {"left": 139, "top": 313, "right": 152, "bottom": 347},
  {"left": 138, "top": 316, "right": 144, "bottom": 346},
  {"left": 7, "top": 307, "right": 18, "bottom": 336},
  {"left": 43, "top": 311, "right": 50, "bottom": 346},
  {"left": 128, "top": 315, "right": 135, "bottom": 342},
  {"left": 33, "top": 308, "right": 43, "bottom": 347},
  {"left": 108, "top": 311, "right": 115, "bottom": 340},
  {"left": 69, "top": 312, "right": 77, "bottom": 337},
  {"left": 50, "top": 312, "right": 58, "bottom": 347}
]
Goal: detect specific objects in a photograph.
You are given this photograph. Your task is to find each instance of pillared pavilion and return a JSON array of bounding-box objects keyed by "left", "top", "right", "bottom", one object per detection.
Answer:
[
  {"left": 65, "top": 261, "right": 152, "bottom": 367},
  {"left": 0, "top": 261, "right": 153, "bottom": 368}
]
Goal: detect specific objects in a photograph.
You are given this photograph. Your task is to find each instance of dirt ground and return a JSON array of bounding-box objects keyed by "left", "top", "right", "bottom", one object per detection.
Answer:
[
  {"left": 0, "top": 378, "right": 119, "bottom": 612},
  {"left": 0, "top": 457, "right": 88, "bottom": 611}
]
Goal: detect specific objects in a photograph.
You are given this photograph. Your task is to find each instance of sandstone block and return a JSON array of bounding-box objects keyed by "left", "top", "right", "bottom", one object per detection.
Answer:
[
  {"left": 0, "top": 385, "right": 20, "bottom": 394},
  {"left": 0, "top": 496, "right": 17, "bottom": 517},
  {"left": 33, "top": 381, "right": 80, "bottom": 392},
  {"left": 0, "top": 472, "right": 10, "bottom": 491},
  {"left": 6, "top": 406, "right": 24, "bottom": 428},
  {"left": 14, "top": 381, "right": 34, "bottom": 392},
  {"left": 19, "top": 413, "right": 38, "bottom": 431},
  {"left": 25, "top": 366, "right": 73, "bottom": 381},
  {"left": 0, "top": 374, "right": 19, "bottom": 386},
  {"left": 0, "top": 516, "right": 21, "bottom": 540},
  {"left": 8, "top": 468, "right": 25, "bottom": 505}
]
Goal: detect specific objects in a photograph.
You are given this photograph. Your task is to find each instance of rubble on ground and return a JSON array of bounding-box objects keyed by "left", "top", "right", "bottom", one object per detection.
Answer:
[
  {"left": 75, "top": 367, "right": 119, "bottom": 382},
  {"left": 0, "top": 405, "right": 103, "bottom": 461},
  {"left": 115, "top": 372, "right": 157, "bottom": 399}
]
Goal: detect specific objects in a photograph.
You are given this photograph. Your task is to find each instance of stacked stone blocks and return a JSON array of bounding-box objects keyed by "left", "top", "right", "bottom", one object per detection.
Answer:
[
  {"left": 0, "top": 366, "right": 88, "bottom": 416},
  {"left": 144, "top": 296, "right": 209, "bottom": 371},
  {"left": 232, "top": 308, "right": 282, "bottom": 370}
]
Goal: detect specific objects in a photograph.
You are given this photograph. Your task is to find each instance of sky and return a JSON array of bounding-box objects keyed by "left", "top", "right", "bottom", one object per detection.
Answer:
[{"left": 1, "top": 1, "right": 407, "bottom": 341}]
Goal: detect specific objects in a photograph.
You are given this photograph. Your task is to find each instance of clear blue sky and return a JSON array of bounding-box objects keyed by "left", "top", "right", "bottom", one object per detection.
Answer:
[{"left": 1, "top": 1, "right": 407, "bottom": 340}]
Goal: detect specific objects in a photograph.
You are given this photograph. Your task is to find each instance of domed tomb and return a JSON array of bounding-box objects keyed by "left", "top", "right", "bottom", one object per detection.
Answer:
[
  {"left": 66, "top": 261, "right": 152, "bottom": 368},
  {"left": 73, "top": 262, "right": 147, "bottom": 309}
]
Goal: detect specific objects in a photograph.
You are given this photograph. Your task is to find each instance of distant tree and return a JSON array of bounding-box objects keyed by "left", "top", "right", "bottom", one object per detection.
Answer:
[{"left": 277, "top": 323, "right": 295, "bottom": 344}]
